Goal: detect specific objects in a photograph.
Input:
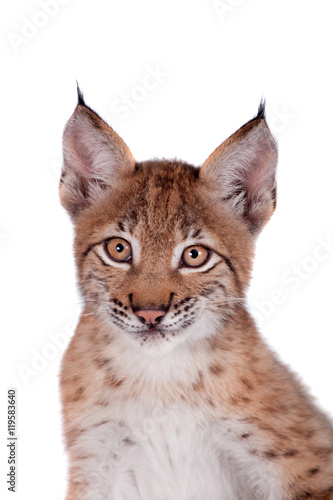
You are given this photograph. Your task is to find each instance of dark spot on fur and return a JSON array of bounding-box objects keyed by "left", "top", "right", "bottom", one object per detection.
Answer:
[
  {"left": 208, "top": 336, "right": 218, "bottom": 350},
  {"left": 154, "top": 173, "right": 173, "bottom": 189},
  {"left": 76, "top": 454, "right": 94, "bottom": 460},
  {"left": 308, "top": 467, "right": 319, "bottom": 476},
  {"left": 312, "top": 446, "right": 333, "bottom": 459},
  {"left": 209, "top": 364, "right": 224, "bottom": 375},
  {"left": 124, "top": 209, "right": 139, "bottom": 231},
  {"left": 192, "top": 228, "right": 201, "bottom": 238},
  {"left": 305, "top": 430, "right": 315, "bottom": 439},
  {"left": 105, "top": 373, "right": 124, "bottom": 388},
  {"left": 95, "top": 358, "right": 112, "bottom": 368},
  {"left": 241, "top": 433, "right": 251, "bottom": 439},
  {"left": 96, "top": 398, "right": 109, "bottom": 406},
  {"left": 65, "top": 427, "right": 85, "bottom": 446},
  {"left": 264, "top": 451, "right": 277, "bottom": 459},
  {"left": 258, "top": 423, "right": 274, "bottom": 432},
  {"left": 240, "top": 377, "right": 253, "bottom": 390},
  {"left": 59, "top": 169, "right": 67, "bottom": 184},
  {"left": 92, "top": 420, "right": 109, "bottom": 428},
  {"left": 118, "top": 221, "right": 125, "bottom": 232},
  {"left": 284, "top": 449, "right": 298, "bottom": 457},
  {"left": 123, "top": 437, "right": 135, "bottom": 446},
  {"left": 66, "top": 386, "right": 85, "bottom": 403},
  {"left": 192, "top": 371, "right": 204, "bottom": 391}
]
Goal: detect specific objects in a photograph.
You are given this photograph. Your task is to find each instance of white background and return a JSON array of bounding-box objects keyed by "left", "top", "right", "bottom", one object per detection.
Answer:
[{"left": 1, "top": 0, "right": 333, "bottom": 498}]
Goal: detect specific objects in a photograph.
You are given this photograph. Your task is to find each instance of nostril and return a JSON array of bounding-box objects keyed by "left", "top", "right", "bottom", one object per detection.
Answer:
[{"left": 135, "top": 310, "right": 166, "bottom": 325}]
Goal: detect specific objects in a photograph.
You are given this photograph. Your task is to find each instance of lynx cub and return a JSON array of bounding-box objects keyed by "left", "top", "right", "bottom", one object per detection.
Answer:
[{"left": 60, "top": 89, "right": 333, "bottom": 500}]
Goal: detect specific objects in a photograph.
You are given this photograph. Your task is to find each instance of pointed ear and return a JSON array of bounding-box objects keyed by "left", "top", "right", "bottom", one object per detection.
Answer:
[
  {"left": 200, "top": 102, "right": 278, "bottom": 235},
  {"left": 60, "top": 90, "right": 135, "bottom": 218}
]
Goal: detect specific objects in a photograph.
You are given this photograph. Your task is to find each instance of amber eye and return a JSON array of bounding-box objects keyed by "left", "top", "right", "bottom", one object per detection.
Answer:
[
  {"left": 181, "top": 245, "right": 210, "bottom": 268},
  {"left": 104, "top": 238, "right": 132, "bottom": 262}
]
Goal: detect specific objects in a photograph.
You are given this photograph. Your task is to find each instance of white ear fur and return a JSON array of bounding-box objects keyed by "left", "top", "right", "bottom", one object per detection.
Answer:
[
  {"left": 60, "top": 103, "right": 135, "bottom": 218},
  {"left": 200, "top": 110, "right": 278, "bottom": 234}
]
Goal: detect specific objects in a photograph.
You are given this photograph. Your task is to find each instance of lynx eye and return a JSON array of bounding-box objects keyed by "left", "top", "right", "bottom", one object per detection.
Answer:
[
  {"left": 104, "top": 238, "right": 132, "bottom": 262},
  {"left": 182, "top": 245, "right": 210, "bottom": 268}
]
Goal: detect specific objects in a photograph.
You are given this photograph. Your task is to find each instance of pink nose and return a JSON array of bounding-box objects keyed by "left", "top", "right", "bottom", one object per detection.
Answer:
[{"left": 135, "top": 310, "right": 166, "bottom": 325}]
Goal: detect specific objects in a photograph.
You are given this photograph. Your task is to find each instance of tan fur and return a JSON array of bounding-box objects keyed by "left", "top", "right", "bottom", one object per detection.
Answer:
[{"left": 60, "top": 95, "right": 333, "bottom": 499}]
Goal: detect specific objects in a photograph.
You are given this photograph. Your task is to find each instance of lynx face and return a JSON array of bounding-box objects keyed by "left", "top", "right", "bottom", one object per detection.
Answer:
[{"left": 60, "top": 91, "right": 277, "bottom": 356}]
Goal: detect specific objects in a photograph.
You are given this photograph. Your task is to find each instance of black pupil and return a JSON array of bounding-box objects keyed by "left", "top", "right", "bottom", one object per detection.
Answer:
[
  {"left": 116, "top": 243, "right": 124, "bottom": 253},
  {"left": 190, "top": 249, "right": 199, "bottom": 259}
]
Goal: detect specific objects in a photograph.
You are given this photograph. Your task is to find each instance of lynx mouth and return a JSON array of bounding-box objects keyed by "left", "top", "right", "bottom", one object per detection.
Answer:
[
  {"left": 137, "top": 325, "right": 161, "bottom": 334},
  {"left": 135, "top": 319, "right": 196, "bottom": 336}
]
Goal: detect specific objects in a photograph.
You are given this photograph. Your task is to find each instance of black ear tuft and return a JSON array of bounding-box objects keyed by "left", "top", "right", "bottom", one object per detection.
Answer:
[
  {"left": 201, "top": 99, "right": 278, "bottom": 235},
  {"left": 256, "top": 98, "right": 266, "bottom": 120},
  {"left": 76, "top": 81, "right": 86, "bottom": 106},
  {"left": 61, "top": 96, "right": 135, "bottom": 218}
]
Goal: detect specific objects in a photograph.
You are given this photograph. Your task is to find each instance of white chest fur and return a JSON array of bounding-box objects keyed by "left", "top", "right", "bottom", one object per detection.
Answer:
[
  {"left": 74, "top": 400, "right": 281, "bottom": 500},
  {"left": 115, "top": 405, "right": 227, "bottom": 500}
]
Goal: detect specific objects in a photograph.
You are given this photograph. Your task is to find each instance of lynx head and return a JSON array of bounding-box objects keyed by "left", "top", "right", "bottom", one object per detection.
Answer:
[{"left": 60, "top": 88, "right": 278, "bottom": 356}]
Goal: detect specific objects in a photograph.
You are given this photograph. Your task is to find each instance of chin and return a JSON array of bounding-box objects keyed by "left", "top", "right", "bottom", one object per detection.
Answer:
[{"left": 126, "top": 330, "right": 185, "bottom": 358}]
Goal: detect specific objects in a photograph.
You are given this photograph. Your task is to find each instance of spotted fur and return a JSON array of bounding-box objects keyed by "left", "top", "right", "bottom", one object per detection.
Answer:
[{"left": 60, "top": 91, "right": 333, "bottom": 499}]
